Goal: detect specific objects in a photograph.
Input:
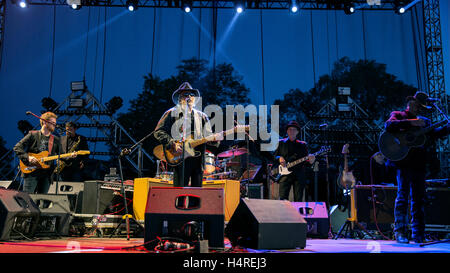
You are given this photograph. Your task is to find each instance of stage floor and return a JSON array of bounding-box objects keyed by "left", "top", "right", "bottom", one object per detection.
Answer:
[{"left": 1, "top": 237, "right": 449, "bottom": 254}]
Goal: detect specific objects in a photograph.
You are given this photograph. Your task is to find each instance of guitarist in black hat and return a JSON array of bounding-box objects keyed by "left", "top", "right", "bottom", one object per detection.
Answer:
[
  {"left": 154, "top": 82, "right": 220, "bottom": 187},
  {"left": 274, "top": 120, "right": 315, "bottom": 202},
  {"left": 383, "top": 91, "right": 449, "bottom": 244}
]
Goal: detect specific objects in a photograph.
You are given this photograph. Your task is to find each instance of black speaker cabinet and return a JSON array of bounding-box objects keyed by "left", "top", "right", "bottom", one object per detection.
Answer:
[
  {"left": 0, "top": 189, "right": 40, "bottom": 241},
  {"left": 145, "top": 187, "right": 225, "bottom": 248},
  {"left": 354, "top": 185, "right": 397, "bottom": 230},
  {"left": 29, "top": 194, "right": 72, "bottom": 236},
  {"left": 290, "top": 202, "right": 329, "bottom": 238},
  {"left": 48, "top": 181, "right": 84, "bottom": 213},
  {"left": 425, "top": 187, "right": 450, "bottom": 226},
  {"left": 225, "top": 198, "right": 307, "bottom": 249}
]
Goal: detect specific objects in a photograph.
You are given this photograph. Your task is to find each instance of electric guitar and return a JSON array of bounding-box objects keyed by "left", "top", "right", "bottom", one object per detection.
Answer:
[
  {"left": 337, "top": 143, "right": 356, "bottom": 189},
  {"left": 271, "top": 146, "right": 331, "bottom": 182},
  {"left": 378, "top": 120, "right": 448, "bottom": 161},
  {"left": 153, "top": 125, "right": 249, "bottom": 166},
  {"left": 20, "top": 150, "right": 90, "bottom": 174}
]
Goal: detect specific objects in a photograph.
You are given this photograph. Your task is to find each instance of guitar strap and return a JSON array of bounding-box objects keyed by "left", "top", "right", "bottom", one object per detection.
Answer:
[{"left": 48, "top": 135, "right": 54, "bottom": 155}]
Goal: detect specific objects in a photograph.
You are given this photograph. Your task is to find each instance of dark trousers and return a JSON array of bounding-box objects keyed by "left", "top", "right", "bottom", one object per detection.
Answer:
[
  {"left": 173, "top": 156, "right": 203, "bottom": 187},
  {"left": 278, "top": 171, "right": 306, "bottom": 202},
  {"left": 23, "top": 171, "right": 52, "bottom": 194},
  {"left": 60, "top": 167, "right": 84, "bottom": 182},
  {"left": 394, "top": 167, "right": 426, "bottom": 238}
]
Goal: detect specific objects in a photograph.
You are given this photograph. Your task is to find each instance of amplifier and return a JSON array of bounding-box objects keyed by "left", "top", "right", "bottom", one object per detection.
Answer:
[
  {"left": 82, "top": 180, "right": 133, "bottom": 215},
  {"left": 48, "top": 181, "right": 84, "bottom": 213}
]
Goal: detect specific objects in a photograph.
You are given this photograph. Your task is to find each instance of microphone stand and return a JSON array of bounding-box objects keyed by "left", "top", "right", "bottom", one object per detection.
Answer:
[{"left": 113, "top": 129, "right": 157, "bottom": 240}]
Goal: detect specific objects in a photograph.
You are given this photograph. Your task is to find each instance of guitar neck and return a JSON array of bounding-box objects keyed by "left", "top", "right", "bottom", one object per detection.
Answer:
[
  {"left": 190, "top": 127, "right": 240, "bottom": 148},
  {"left": 344, "top": 154, "right": 349, "bottom": 172},
  {"left": 287, "top": 150, "right": 324, "bottom": 169},
  {"left": 42, "top": 153, "right": 75, "bottom": 162}
]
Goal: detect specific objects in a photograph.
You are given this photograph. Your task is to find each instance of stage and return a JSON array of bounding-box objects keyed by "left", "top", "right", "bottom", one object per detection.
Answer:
[{"left": 1, "top": 237, "right": 449, "bottom": 254}]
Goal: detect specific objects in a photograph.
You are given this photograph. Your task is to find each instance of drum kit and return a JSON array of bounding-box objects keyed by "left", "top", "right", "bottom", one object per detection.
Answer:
[{"left": 203, "top": 147, "right": 248, "bottom": 180}]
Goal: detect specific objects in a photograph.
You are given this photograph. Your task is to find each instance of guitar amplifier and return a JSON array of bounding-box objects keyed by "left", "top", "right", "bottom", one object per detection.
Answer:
[{"left": 82, "top": 180, "right": 133, "bottom": 215}]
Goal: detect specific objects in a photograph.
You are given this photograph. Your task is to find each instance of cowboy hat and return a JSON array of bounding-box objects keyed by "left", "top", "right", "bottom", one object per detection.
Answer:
[
  {"left": 406, "top": 91, "right": 433, "bottom": 110},
  {"left": 285, "top": 120, "right": 301, "bottom": 131},
  {"left": 171, "top": 82, "right": 200, "bottom": 105}
]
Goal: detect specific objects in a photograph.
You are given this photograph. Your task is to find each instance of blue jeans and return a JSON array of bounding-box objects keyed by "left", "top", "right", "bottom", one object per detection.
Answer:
[
  {"left": 394, "top": 167, "right": 425, "bottom": 238},
  {"left": 23, "top": 171, "right": 52, "bottom": 194}
]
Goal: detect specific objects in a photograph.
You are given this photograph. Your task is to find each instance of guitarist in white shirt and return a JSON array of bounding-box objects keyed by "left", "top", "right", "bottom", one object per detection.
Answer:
[
  {"left": 274, "top": 121, "right": 315, "bottom": 202},
  {"left": 384, "top": 91, "right": 449, "bottom": 244}
]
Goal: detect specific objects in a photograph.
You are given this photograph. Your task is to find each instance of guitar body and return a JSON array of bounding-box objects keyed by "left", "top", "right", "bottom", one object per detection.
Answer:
[
  {"left": 379, "top": 120, "right": 447, "bottom": 161},
  {"left": 153, "top": 136, "right": 200, "bottom": 166},
  {"left": 340, "top": 170, "right": 356, "bottom": 189},
  {"left": 20, "top": 151, "right": 51, "bottom": 174},
  {"left": 20, "top": 150, "right": 91, "bottom": 174}
]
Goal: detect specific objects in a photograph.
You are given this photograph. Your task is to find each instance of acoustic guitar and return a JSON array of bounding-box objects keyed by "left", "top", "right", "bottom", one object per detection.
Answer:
[
  {"left": 20, "top": 150, "right": 90, "bottom": 174},
  {"left": 378, "top": 120, "right": 448, "bottom": 161}
]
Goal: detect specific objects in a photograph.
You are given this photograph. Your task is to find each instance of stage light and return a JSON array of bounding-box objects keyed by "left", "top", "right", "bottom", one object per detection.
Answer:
[
  {"left": 67, "top": 0, "right": 81, "bottom": 10},
  {"left": 344, "top": 3, "right": 355, "bottom": 15},
  {"left": 181, "top": 0, "right": 192, "bottom": 13},
  {"left": 126, "top": 0, "right": 138, "bottom": 11},
  {"left": 41, "top": 97, "right": 59, "bottom": 111},
  {"left": 290, "top": 0, "right": 298, "bottom": 13},
  {"left": 18, "top": 0, "right": 28, "bottom": 8},
  {"left": 235, "top": 1, "right": 244, "bottom": 14}
]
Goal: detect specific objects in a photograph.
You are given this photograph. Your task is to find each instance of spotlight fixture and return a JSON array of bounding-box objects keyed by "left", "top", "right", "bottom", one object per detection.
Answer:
[
  {"left": 41, "top": 97, "right": 59, "bottom": 111},
  {"left": 290, "top": 0, "right": 299, "bottom": 13},
  {"left": 71, "top": 80, "right": 86, "bottom": 92},
  {"left": 67, "top": 0, "right": 81, "bottom": 10},
  {"left": 18, "top": 0, "right": 29, "bottom": 8},
  {"left": 344, "top": 3, "right": 355, "bottom": 15},
  {"left": 235, "top": 1, "right": 244, "bottom": 14},
  {"left": 105, "top": 96, "right": 123, "bottom": 114},
  {"left": 181, "top": 0, "right": 192, "bottom": 13},
  {"left": 126, "top": 0, "right": 138, "bottom": 11}
]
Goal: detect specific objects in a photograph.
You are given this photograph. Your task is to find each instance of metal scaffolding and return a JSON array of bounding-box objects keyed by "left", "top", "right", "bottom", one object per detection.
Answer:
[{"left": 423, "top": 0, "right": 449, "bottom": 178}]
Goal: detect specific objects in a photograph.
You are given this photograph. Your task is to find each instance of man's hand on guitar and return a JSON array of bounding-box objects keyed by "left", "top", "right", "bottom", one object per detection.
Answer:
[
  {"left": 308, "top": 154, "right": 316, "bottom": 163},
  {"left": 70, "top": 152, "right": 78, "bottom": 158},
  {"left": 279, "top": 156, "right": 286, "bottom": 167},
  {"left": 28, "top": 155, "right": 39, "bottom": 165},
  {"left": 173, "top": 142, "right": 183, "bottom": 153}
]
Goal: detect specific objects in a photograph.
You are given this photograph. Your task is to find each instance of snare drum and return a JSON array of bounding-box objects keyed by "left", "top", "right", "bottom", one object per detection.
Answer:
[{"left": 204, "top": 151, "right": 216, "bottom": 174}]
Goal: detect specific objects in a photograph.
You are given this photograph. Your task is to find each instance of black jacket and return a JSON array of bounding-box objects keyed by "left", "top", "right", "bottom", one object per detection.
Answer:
[{"left": 274, "top": 137, "right": 311, "bottom": 173}]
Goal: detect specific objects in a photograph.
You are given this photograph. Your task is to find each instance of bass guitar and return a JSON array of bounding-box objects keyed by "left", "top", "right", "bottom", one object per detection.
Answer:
[
  {"left": 378, "top": 120, "right": 448, "bottom": 161},
  {"left": 271, "top": 146, "right": 331, "bottom": 182},
  {"left": 20, "top": 150, "right": 90, "bottom": 174},
  {"left": 153, "top": 125, "right": 249, "bottom": 166}
]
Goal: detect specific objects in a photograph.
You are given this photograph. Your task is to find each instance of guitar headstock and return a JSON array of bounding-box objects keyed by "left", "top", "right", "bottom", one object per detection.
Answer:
[
  {"left": 342, "top": 144, "right": 350, "bottom": 155},
  {"left": 234, "top": 124, "right": 250, "bottom": 132},
  {"left": 76, "top": 150, "right": 91, "bottom": 156},
  {"left": 316, "top": 146, "right": 331, "bottom": 156}
]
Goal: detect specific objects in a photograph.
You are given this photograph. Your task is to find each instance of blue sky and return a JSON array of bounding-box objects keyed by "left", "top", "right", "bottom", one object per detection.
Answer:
[{"left": 0, "top": 1, "right": 449, "bottom": 152}]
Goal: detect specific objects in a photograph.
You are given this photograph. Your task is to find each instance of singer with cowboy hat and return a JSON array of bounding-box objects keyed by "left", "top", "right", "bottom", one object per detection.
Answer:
[
  {"left": 384, "top": 91, "right": 449, "bottom": 244},
  {"left": 153, "top": 82, "right": 220, "bottom": 187}
]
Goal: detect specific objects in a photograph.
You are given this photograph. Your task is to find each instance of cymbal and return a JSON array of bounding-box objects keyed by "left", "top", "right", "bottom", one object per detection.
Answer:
[{"left": 217, "top": 148, "right": 247, "bottom": 158}]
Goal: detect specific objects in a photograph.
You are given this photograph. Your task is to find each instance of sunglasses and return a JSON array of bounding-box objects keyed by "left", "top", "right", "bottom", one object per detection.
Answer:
[{"left": 180, "top": 92, "right": 197, "bottom": 98}]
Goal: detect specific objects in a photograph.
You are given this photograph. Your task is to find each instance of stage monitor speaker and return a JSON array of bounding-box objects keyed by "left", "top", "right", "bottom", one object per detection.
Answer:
[
  {"left": 48, "top": 181, "right": 84, "bottom": 213},
  {"left": 0, "top": 189, "right": 40, "bottom": 241},
  {"left": 291, "top": 202, "right": 329, "bottom": 238},
  {"left": 329, "top": 205, "right": 348, "bottom": 234},
  {"left": 354, "top": 185, "right": 396, "bottom": 231},
  {"left": 425, "top": 187, "right": 450, "bottom": 225},
  {"left": 144, "top": 187, "right": 225, "bottom": 248},
  {"left": 225, "top": 198, "right": 307, "bottom": 249},
  {"left": 29, "top": 194, "right": 72, "bottom": 236},
  {"left": 0, "top": 181, "right": 13, "bottom": 189}
]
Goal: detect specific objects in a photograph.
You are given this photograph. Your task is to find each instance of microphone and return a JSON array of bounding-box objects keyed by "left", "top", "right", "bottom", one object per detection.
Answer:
[{"left": 26, "top": 111, "right": 32, "bottom": 115}]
